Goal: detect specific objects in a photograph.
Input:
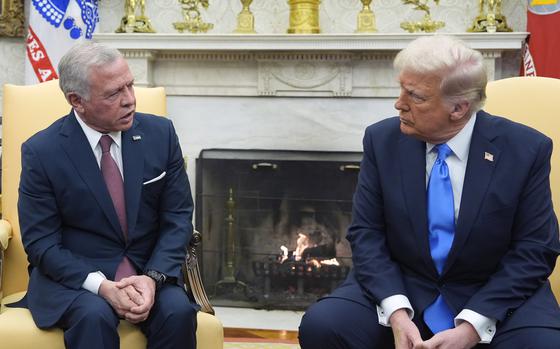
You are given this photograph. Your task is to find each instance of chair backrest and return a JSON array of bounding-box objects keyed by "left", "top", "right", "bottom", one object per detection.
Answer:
[
  {"left": 1, "top": 79, "right": 166, "bottom": 297},
  {"left": 485, "top": 76, "right": 560, "bottom": 299}
]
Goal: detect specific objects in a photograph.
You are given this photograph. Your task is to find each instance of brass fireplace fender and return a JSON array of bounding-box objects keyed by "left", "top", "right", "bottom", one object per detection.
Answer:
[{"left": 0, "top": 0, "right": 24, "bottom": 37}]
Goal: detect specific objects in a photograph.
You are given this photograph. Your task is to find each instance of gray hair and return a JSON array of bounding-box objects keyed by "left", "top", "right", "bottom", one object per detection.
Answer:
[
  {"left": 58, "top": 42, "right": 123, "bottom": 100},
  {"left": 394, "top": 35, "right": 487, "bottom": 114}
]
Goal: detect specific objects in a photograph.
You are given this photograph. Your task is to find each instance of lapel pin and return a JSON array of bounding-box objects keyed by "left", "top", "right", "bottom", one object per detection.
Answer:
[
  {"left": 484, "top": 152, "right": 494, "bottom": 162},
  {"left": 132, "top": 135, "right": 142, "bottom": 141}
]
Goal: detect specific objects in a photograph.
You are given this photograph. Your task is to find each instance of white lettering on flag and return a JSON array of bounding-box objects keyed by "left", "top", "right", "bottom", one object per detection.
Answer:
[{"left": 25, "top": 0, "right": 99, "bottom": 84}]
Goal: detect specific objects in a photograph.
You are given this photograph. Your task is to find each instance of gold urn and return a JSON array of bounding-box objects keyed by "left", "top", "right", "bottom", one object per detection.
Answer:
[{"left": 287, "top": 0, "right": 321, "bottom": 34}]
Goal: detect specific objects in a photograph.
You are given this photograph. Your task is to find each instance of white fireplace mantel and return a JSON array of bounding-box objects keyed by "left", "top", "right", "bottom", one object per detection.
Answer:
[{"left": 94, "top": 33, "right": 528, "bottom": 98}]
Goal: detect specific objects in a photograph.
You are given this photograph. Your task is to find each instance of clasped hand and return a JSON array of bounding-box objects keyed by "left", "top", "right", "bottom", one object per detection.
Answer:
[
  {"left": 390, "top": 309, "right": 480, "bottom": 349},
  {"left": 98, "top": 275, "right": 156, "bottom": 324}
]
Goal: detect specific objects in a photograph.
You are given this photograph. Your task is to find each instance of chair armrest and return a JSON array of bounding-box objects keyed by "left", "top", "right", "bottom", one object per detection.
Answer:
[
  {"left": 0, "top": 219, "right": 13, "bottom": 251},
  {"left": 183, "top": 230, "right": 215, "bottom": 315},
  {"left": 0, "top": 219, "right": 12, "bottom": 295}
]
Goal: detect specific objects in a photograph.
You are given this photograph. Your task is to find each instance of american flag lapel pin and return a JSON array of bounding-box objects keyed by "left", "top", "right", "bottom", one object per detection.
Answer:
[
  {"left": 132, "top": 135, "right": 142, "bottom": 141},
  {"left": 484, "top": 152, "right": 494, "bottom": 162}
]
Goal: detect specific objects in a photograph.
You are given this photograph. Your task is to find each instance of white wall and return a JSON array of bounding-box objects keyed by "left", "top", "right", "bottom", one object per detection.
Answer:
[{"left": 96, "top": 0, "right": 527, "bottom": 34}]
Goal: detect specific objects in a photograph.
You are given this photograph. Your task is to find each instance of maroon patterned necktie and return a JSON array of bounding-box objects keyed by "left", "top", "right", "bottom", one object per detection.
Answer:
[{"left": 99, "top": 135, "right": 136, "bottom": 281}]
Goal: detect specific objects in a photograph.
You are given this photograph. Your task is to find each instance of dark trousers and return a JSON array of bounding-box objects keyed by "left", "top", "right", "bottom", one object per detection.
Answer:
[
  {"left": 299, "top": 297, "right": 560, "bottom": 349},
  {"left": 58, "top": 284, "right": 198, "bottom": 349}
]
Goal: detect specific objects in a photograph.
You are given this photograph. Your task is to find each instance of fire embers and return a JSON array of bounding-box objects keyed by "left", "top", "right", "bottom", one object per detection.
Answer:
[
  {"left": 280, "top": 229, "right": 337, "bottom": 266},
  {"left": 251, "top": 229, "right": 349, "bottom": 306}
]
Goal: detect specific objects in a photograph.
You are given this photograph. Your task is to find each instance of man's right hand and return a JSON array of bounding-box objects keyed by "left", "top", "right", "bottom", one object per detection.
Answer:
[
  {"left": 390, "top": 308, "right": 423, "bottom": 349},
  {"left": 98, "top": 279, "right": 144, "bottom": 318}
]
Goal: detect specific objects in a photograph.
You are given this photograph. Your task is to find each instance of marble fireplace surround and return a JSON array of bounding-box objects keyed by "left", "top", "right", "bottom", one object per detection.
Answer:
[{"left": 94, "top": 33, "right": 527, "bottom": 191}]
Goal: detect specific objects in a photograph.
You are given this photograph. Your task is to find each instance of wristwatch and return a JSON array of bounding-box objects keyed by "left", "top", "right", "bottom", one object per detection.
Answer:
[{"left": 145, "top": 270, "right": 167, "bottom": 290}]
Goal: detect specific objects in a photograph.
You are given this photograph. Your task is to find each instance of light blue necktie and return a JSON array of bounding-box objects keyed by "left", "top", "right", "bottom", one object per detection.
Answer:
[{"left": 424, "top": 143, "right": 455, "bottom": 333}]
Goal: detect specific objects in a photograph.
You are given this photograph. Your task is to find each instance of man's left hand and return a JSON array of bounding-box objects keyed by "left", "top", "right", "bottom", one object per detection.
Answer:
[
  {"left": 116, "top": 275, "right": 157, "bottom": 324},
  {"left": 414, "top": 322, "right": 480, "bottom": 349}
]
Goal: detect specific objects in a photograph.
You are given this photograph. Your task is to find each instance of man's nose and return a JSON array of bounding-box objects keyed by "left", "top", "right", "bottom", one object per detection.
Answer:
[
  {"left": 121, "top": 85, "right": 135, "bottom": 106},
  {"left": 395, "top": 96, "right": 408, "bottom": 111}
]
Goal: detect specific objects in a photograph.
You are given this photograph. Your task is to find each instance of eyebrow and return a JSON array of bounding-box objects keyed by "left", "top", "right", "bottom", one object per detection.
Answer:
[
  {"left": 401, "top": 82, "right": 433, "bottom": 99},
  {"left": 403, "top": 85, "right": 423, "bottom": 97},
  {"left": 104, "top": 80, "right": 134, "bottom": 97}
]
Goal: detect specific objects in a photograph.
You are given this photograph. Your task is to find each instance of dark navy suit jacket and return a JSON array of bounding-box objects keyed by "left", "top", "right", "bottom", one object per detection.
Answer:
[
  {"left": 331, "top": 110, "right": 560, "bottom": 333},
  {"left": 17, "top": 112, "right": 194, "bottom": 328}
]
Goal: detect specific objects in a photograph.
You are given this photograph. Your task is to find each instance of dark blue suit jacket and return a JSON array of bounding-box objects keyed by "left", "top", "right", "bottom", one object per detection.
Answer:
[
  {"left": 17, "top": 112, "right": 194, "bottom": 328},
  {"left": 331, "top": 110, "right": 560, "bottom": 333}
]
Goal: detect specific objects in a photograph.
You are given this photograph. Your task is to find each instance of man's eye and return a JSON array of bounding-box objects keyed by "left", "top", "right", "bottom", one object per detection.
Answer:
[
  {"left": 107, "top": 90, "right": 120, "bottom": 99},
  {"left": 409, "top": 92, "right": 425, "bottom": 103}
]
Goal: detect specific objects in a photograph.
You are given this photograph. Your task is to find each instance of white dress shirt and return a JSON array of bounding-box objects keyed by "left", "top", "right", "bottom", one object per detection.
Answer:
[
  {"left": 376, "top": 114, "right": 497, "bottom": 343},
  {"left": 74, "top": 111, "right": 124, "bottom": 294}
]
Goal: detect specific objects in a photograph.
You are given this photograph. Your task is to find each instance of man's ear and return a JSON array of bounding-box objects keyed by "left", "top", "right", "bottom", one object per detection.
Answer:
[
  {"left": 66, "top": 92, "right": 84, "bottom": 114},
  {"left": 450, "top": 101, "right": 470, "bottom": 121}
]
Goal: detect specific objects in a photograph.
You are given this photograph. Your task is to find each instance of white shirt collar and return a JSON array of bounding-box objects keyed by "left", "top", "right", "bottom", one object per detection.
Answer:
[
  {"left": 426, "top": 113, "right": 477, "bottom": 161},
  {"left": 73, "top": 110, "right": 122, "bottom": 150}
]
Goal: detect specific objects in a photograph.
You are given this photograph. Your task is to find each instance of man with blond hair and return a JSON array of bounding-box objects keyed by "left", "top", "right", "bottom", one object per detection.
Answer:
[{"left": 299, "top": 35, "right": 560, "bottom": 349}]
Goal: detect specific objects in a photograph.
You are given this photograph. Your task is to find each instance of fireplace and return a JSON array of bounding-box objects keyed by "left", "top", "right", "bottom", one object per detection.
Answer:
[{"left": 195, "top": 149, "right": 361, "bottom": 310}]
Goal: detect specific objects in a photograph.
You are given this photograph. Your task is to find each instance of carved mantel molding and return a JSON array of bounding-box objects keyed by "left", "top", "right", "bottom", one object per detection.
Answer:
[{"left": 94, "top": 33, "right": 528, "bottom": 97}]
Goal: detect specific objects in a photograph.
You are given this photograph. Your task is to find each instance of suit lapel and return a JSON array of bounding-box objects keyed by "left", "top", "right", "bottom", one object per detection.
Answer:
[
  {"left": 59, "top": 112, "right": 124, "bottom": 241},
  {"left": 122, "top": 119, "right": 145, "bottom": 239},
  {"left": 444, "top": 111, "right": 500, "bottom": 275},
  {"left": 399, "top": 135, "right": 439, "bottom": 276}
]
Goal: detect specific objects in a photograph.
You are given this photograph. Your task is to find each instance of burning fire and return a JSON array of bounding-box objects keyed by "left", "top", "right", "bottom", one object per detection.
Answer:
[
  {"left": 320, "top": 258, "right": 340, "bottom": 266},
  {"left": 278, "top": 232, "right": 339, "bottom": 267},
  {"left": 280, "top": 245, "right": 288, "bottom": 263},
  {"left": 293, "top": 233, "right": 311, "bottom": 261}
]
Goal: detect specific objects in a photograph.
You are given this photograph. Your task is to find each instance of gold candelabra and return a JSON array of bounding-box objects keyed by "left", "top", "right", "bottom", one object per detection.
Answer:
[
  {"left": 214, "top": 188, "right": 248, "bottom": 296},
  {"left": 173, "top": 0, "right": 214, "bottom": 33},
  {"left": 400, "top": 0, "right": 445, "bottom": 33},
  {"left": 287, "top": 0, "right": 321, "bottom": 34},
  {"left": 468, "top": 0, "right": 512, "bottom": 33},
  {"left": 234, "top": 0, "right": 256, "bottom": 34},
  {"left": 116, "top": 0, "right": 156, "bottom": 33},
  {"left": 356, "top": 0, "right": 377, "bottom": 33}
]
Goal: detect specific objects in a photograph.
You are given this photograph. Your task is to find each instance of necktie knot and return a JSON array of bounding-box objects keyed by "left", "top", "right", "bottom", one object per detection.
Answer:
[
  {"left": 435, "top": 143, "right": 452, "bottom": 161},
  {"left": 99, "top": 135, "right": 113, "bottom": 154}
]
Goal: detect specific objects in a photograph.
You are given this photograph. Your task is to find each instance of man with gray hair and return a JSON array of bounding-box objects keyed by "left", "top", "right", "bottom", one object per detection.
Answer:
[
  {"left": 16, "top": 42, "right": 197, "bottom": 348},
  {"left": 299, "top": 35, "right": 560, "bottom": 348}
]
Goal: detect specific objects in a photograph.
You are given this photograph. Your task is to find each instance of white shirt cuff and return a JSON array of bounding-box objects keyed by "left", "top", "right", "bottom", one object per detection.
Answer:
[
  {"left": 376, "top": 294, "right": 414, "bottom": 327},
  {"left": 81, "top": 271, "right": 107, "bottom": 294},
  {"left": 455, "top": 309, "right": 497, "bottom": 343}
]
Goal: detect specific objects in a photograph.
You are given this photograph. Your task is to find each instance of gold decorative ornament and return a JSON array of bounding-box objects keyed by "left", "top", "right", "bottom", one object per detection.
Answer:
[
  {"left": 356, "top": 0, "right": 377, "bottom": 33},
  {"left": 0, "top": 0, "right": 24, "bottom": 37},
  {"left": 400, "top": 0, "right": 445, "bottom": 33},
  {"left": 116, "top": 0, "right": 156, "bottom": 33},
  {"left": 468, "top": 0, "right": 512, "bottom": 33},
  {"left": 234, "top": 0, "right": 256, "bottom": 34},
  {"left": 174, "top": 0, "right": 214, "bottom": 33},
  {"left": 287, "top": 0, "right": 321, "bottom": 34},
  {"left": 214, "top": 188, "right": 248, "bottom": 296}
]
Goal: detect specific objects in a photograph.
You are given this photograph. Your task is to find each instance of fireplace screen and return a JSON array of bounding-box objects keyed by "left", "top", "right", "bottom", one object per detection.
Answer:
[{"left": 196, "top": 149, "right": 361, "bottom": 310}]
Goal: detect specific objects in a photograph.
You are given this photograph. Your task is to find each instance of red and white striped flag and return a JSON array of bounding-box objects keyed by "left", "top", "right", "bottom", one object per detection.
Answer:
[
  {"left": 522, "top": 1, "right": 560, "bottom": 78},
  {"left": 25, "top": 0, "right": 99, "bottom": 84}
]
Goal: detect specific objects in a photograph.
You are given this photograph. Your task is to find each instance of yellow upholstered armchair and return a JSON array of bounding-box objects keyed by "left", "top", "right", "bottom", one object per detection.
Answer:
[
  {"left": 0, "top": 79, "right": 223, "bottom": 348},
  {"left": 485, "top": 76, "right": 560, "bottom": 301}
]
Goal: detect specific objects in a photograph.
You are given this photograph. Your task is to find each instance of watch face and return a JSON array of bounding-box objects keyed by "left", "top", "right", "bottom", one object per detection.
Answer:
[{"left": 147, "top": 270, "right": 165, "bottom": 285}]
